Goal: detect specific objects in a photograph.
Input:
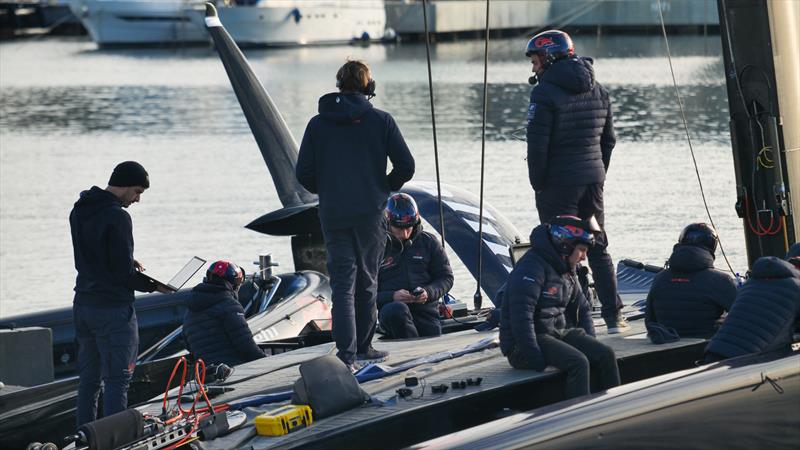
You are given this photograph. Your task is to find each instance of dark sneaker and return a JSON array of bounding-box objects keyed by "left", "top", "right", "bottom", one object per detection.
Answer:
[
  {"left": 605, "top": 313, "right": 631, "bottom": 334},
  {"left": 355, "top": 346, "right": 389, "bottom": 365}
]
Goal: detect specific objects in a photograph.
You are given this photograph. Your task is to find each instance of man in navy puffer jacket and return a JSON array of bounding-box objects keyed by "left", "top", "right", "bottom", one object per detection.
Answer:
[
  {"left": 524, "top": 30, "right": 626, "bottom": 334},
  {"left": 378, "top": 194, "right": 453, "bottom": 339},
  {"left": 704, "top": 254, "right": 800, "bottom": 363},
  {"left": 645, "top": 223, "right": 737, "bottom": 338},
  {"left": 500, "top": 216, "right": 620, "bottom": 399},
  {"left": 183, "top": 261, "right": 265, "bottom": 367}
]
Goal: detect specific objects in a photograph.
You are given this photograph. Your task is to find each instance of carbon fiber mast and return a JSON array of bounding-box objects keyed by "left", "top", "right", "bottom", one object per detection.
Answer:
[
  {"left": 204, "top": 2, "right": 326, "bottom": 272},
  {"left": 717, "top": 0, "right": 797, "bottom": 265}
]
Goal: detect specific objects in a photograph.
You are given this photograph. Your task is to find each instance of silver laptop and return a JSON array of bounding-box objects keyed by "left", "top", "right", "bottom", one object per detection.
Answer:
[{"left": 140, "top": 256, "right": 206, "bottom": 292}]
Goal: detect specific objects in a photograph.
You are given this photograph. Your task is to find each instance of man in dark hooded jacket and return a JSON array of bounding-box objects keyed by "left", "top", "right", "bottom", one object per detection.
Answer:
[
  {"left": 500, "top": 216, "right": 620, "bottom": 400},
  {"left": 296, "top": 60, "right": 415, "bottom": 368},
  {"left": 378, "top": 193, "right": 453, "bottom": 339},
  {"left": 704, "top": 253, "right": 800, "bottom": 363},
  {"left": 70, "top": 161, "right": 163, "bottom": 426},
  {"left": 645, "top": 223, "right": 737, "bottom": 338},
  {"left": 524, "top": 30, "right": 627, "bottom": 334},
  {"left": 183, "top": 261, "right": 265, "bottom": 367}
]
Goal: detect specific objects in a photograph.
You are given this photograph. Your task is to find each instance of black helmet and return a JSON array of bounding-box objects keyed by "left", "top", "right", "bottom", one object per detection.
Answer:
[
  {"left": 385, "top": 193, "right": 420, "bottom": 228},
  {"left": 525, "top": 30, "right": 575, "bottom": 70},
  {"left": 678, "top": 223, "right": 718, "bottom": 255},
  {"left": 548, "top": 215, "right": 595, "bottom": 257}
]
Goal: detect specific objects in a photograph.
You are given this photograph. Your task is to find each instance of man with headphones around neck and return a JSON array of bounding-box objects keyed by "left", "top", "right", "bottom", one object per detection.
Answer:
[{"left": 296, "top": 59, "right": 415, "bottom": 369}]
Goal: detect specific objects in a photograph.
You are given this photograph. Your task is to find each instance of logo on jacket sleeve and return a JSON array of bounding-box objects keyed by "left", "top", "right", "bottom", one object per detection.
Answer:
[
  {"left": 527, "top": 103, "right": 537, "bottom": 124},
  {"left": 381, "top": 256, "right": 395, "bottom": 269},
  {"left": 542, "top": 284, "right": 559, "bottom": 298}
]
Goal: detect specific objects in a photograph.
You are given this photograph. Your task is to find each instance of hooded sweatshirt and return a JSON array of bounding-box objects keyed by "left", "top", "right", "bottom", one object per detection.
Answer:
[
  {"left": 526, "top": 57, "right": 615, "bottom": 190},
  {"left": 70, "top": 186, "right": 154, "bottom": 307},
  {"left": 645, "top": 244, "right": 737, "bottom": 337},
  {"left": 705, "top": 257, "right": 800, "bottom": 359},
  {"left": 296, "top": 92, "right": 415, "bottom": 229}
]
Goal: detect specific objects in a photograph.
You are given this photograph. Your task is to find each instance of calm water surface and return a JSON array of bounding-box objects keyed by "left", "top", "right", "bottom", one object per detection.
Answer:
[{"left": 0, "top": 34, "right": 746, "bottom": 317}]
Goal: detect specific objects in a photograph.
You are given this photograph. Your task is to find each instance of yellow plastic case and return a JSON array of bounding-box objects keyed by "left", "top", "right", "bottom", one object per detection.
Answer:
[{"left": 254, "top": 404, "right": 313, "bottom": 436}]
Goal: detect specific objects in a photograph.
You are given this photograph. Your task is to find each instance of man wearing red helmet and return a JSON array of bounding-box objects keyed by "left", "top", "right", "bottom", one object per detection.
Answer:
[
  {"left": 183, "top": 260, "right": 265, "bottom": 367},
  {"left": 377, "top": 193, "right": 453, "bottom": 339},
  {"left": 524, "top": 29, "right": 627, "bottom": 334},
  {"left": 499, "top": 216, "right": 620, "bottom": 400}
]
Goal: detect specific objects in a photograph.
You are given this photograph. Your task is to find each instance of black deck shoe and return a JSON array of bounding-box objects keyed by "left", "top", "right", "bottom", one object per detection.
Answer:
[{"left": 355, "top": 346, "right": 388, "bottom": 365}]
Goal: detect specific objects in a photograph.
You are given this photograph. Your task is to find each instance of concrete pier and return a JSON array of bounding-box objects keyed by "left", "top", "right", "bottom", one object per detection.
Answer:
[{"left": 386, "top": 0, "right": 719, "bottom": 38}]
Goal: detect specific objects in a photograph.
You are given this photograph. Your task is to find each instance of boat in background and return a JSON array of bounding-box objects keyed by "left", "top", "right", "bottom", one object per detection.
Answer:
[
  {"left": 186, "top": 0, "right": 391, "bottom": 47},
  {"left": 66, "top": 0, "right": 207, "bottom": 46},
  {"left": 66, "top": 0, "right": 391, "bottom": 47}
]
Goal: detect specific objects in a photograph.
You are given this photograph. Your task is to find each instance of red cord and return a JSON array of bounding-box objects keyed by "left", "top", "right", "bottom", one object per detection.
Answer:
[{"left": 743, "top": 194, "right": 782, "bottom": 236}]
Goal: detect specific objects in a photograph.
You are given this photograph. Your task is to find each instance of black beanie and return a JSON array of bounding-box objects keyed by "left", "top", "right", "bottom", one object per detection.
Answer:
[{"left": 108, "top": 161, "right": 150, "bottom": 188}]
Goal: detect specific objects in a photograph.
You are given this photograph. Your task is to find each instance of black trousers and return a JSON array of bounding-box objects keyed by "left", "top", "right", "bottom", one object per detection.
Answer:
[
  {"left": 379, "top": 301, "right": 441, "bottom": 339},
  {"left": 74, "top": 303, "right": 138, "bottom": 427},
  {"left": 535, "top": 183, "right": 623, "bottom": 319},
  {"left": 323, "top": 216, "right": 386, "bottom": 364},
  {"left": 508, "top": 328, "right": 621, "bottom": 399}
]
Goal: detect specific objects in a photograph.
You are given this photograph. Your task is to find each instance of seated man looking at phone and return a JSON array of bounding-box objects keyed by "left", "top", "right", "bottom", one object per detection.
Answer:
[{"left": 377, "top": 193, "right": 454, "bottom": 339}]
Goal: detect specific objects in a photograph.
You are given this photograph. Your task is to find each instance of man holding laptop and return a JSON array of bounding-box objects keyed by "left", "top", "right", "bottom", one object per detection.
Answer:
[{"left": 70, "top": 161, "right": 169, "bottom": 426}]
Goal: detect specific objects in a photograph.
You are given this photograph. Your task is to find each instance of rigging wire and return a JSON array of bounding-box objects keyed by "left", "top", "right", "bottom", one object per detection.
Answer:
[
  {"left": 421, "top": 0, "right": 446, "bottom": 249},
  {"left": 656, "top": 0, "right": 735, "bottom": 275},
  {"left": 473, "top": 0, "right": 491, "bottom": 310}
]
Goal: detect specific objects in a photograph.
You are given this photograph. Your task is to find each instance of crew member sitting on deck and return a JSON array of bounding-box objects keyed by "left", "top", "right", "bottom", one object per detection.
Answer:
[
  {"left": 703, "top": 249, "right": 800, "bottom": 364},
  {"left": 499, "top": 216, "right": 621, "bottom": 399},
  {"left": 378, "top": 193, "right": 454, "bottom": 339},
  {"left": 645, "top": 223, "right": 737, "bottom": 338},
  {"left": 183, "top": 260, "right": 265, "bottom": 367}
]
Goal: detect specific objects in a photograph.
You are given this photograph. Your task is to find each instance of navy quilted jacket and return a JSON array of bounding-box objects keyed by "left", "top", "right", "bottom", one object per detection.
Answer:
[
  {"left": 705, "top": 257, "right": 800, "bottom": 359},
  {"left": 183, "top": 280, "right": 265, "bottom": 367},
  {"left": 499, "top": 225, "right": 595, "bottom": 370},
  {"left": 377, "top": 225, "right": 454, "bottom": 312},
  {"left": 526, "top": 57, "right": 615, "bottom": 191},
  {"left": 645, "top": 244, "right": 737, "bottom": 337}
]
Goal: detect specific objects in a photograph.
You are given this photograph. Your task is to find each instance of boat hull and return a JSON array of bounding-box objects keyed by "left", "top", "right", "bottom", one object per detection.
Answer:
[
  {"left": 67, "top": 0, "right": 207, "bottom": 46},
  {"left": 190, "top": 0, "right": 387, "bottom": 47}
]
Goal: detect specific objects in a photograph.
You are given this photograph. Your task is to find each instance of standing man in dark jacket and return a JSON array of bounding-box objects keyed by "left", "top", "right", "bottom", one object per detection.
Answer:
[
  {"left": 645, "top": 223, "right": 737, "bottom": 338},
  {"left": 70, "top": 161, "right": 163, "bottom": 426},
  {"left": 183, "top": 260, "right": 265, "bottom": 367},
  {"left": 524, "top": 30, "right": 627, "bottom": 334},
  {"left": 499, "top": 216, "right": 620, "bottom": 400},
  {"left": 296, "top": 60, "right": 415, "bottom": 368},
  {"left": 378, "top": 194, "right": 453, "bottom": 339},
  {"left": 704, "top": 254, "right": 800, "bottom": 363}
]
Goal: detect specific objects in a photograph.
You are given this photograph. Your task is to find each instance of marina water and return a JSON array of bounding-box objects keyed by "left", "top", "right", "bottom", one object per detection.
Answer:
[{"left": 0, "top": 34, "right": 745, "bottom": 317}]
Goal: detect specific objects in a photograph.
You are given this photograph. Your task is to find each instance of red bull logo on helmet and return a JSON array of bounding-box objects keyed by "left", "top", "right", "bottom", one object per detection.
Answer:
[{"left": 535, "top": 36, "right": 555, "bottom": 47}]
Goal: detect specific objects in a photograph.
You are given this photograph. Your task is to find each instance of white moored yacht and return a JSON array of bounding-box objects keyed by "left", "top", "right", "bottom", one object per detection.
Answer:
[
  {"left": 187, "top": 0, "right": 390, "bottom": 47},
  {"left": 68, "top": 0, "right": 208, "bottom": 46}
]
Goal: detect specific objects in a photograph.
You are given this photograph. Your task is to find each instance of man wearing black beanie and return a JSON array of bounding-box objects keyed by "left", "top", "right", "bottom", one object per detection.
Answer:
[{"left": 70, "top": 160, "right": 166, "bottom": 427}]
